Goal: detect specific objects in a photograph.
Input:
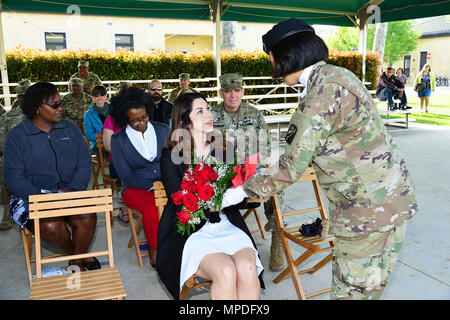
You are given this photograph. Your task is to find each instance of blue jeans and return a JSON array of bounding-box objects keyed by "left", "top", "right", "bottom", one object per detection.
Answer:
[{"left": 377, "top": 87, "right": 407, "bottom": 106}]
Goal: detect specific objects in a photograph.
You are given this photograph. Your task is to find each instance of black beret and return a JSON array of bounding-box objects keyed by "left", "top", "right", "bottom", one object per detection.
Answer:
[{"left": 262, "top": 18, "right": 315, "bottom": 54}]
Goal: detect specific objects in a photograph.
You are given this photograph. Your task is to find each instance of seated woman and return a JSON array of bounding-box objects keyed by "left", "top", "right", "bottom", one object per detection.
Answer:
[
  {"left": 3, "top": 82, "right": 98, "bottom": 271},
  {"left": 110, "top": 87, "right": 169, "bottom": 267},
  {"left": 156, "top": 92, "right": 264, "bottom": 300},
  {"left": 84, "top": 85, "right": 112, "bottom": 155}
]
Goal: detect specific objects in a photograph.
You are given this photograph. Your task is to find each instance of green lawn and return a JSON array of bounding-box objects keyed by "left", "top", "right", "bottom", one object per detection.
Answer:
[{"left": 378, "top": 93, "right": 450, "bottom": 126}]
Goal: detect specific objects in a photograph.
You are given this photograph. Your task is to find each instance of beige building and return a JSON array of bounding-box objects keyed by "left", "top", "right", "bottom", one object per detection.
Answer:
[
  {"left": 396, "top": 15, "right": 450, "bottom": 85},
  {"left": 2, "top": 11, "right": 273, "bottom": 52},
  {"left": 2, "top": 11, "right": 336, "bottom": 53}
]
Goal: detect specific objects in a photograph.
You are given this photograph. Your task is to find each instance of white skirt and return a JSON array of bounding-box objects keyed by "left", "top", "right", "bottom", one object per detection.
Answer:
[{"left": 179, "top": 213, "right": 264, "bottom": 292}]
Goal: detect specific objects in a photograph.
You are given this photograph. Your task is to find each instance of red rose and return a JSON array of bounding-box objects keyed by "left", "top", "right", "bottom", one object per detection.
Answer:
[
  {"left": 181, "top": 180, "right": 197, "bottom": 193},
  {"left": 202, "top": 165, "right": 218, "bottom": 182},
  {"left": 195, "top": 163, "right": 204, "bottom": 174},
  {"left": 171, "top": 190, "right": 184, "bottom": 206},
  {"left": 197, "top": 184, "right": 215, "bottom": 201},
  {"left": 176, "top": 209, "right": 191, "bottom": 225},
  {"left": 182, "top": 192, "right": 199, "bottom": 212}
]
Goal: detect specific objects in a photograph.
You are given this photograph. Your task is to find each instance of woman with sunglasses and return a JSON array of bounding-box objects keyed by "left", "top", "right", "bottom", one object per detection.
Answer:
[
  {"left": 84, "top": 85, "right": 112, "bottom": 155},
  {"left": 3, "top": 82, "right": 98, "bottom": 271},
  {"left": 110, "top": 87, "right": 169, "bottom": 269}
]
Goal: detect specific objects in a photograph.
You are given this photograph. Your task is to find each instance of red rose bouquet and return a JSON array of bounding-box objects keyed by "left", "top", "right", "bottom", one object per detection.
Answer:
[
  {"left": 171, "top": 153, "right": 260, "bottom": 236},
  {"left": 171, "top": 158, "right": 236, "bottom": 236}
]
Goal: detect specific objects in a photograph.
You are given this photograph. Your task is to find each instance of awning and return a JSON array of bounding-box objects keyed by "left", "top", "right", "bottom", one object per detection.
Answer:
[{"left": 3, "top": 0, "right": 450, "bottom": 26}]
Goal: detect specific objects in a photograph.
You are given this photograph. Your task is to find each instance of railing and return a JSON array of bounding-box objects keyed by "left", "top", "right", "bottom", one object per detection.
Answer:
[
  {"left": 1, "top": 77, "right": 372, "bottom": 132},
  {"left": 1, "top": 77, "right": 303, "bottom": 117}
]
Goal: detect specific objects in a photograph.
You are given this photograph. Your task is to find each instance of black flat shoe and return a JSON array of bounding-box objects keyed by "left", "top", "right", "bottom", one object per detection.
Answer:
[
  {"left": 85, "top": 257, "right": 101, "bottom": 270},
  {"left": 151, "top": 263, "right": 157, "bottom": 271}
]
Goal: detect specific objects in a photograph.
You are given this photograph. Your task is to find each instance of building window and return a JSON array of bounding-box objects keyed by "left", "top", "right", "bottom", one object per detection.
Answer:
[
  {"left": 115, "top": 34, "right": 134, "bottom": 51},
  {"left": 44, "top": 32, "right": 67, "bottom": 50},
  {"left": 403, "top": 55, "right": 411, "bottom": 77}
]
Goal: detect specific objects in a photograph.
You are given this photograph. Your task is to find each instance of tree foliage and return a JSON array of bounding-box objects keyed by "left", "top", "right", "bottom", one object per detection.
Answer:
[{"left": 327, "top": 20, "right": 420, "bottom": 66}]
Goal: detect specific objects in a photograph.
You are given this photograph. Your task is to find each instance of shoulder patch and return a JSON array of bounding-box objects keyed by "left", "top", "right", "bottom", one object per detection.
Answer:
[{"left": 285, "top": 124, "right": 297, "bottom": 145}]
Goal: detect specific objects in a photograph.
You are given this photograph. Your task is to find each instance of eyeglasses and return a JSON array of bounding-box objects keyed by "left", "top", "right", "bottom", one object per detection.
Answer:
[
  {"left": 44, "top": 102, "right": 62, "bottom": 109},
  {"left": 129, "top": 116, "right": 149, "bottom": 126},
  {"left": 92, "top": 92, "right": 106, "bottom": 97},
  {"left": 149, "top": 87, "right": 162, "bottom": 91}
]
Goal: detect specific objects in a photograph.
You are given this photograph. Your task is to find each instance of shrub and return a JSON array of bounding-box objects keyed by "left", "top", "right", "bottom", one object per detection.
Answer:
[{"left": 5, "top": 46, "right": 380, "bottom": 94}]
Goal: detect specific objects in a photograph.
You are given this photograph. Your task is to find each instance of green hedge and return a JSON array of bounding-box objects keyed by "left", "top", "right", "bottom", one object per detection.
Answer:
[{"left": 6, "top": 46, "right": 380, "bottom": 92}]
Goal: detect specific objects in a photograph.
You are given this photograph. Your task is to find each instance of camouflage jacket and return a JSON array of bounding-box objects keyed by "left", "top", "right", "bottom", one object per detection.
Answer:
[
  {"left": 212, "top": 102, "right": 271, "bottom": 166},
  {"left": 70, "top": 72, "right": 102, "bottom": 94},
  {"left": 62, "top": 93, "right": 93, "bottom": 126},
  {"left": 243, "top": 61, "right": 418, "bottom": 238},
  {"left": 0, "top": 106, "right": 26, "bottom": 183},
  {"left": 166, "top": 86, "right": 197, "bottom": 104}
]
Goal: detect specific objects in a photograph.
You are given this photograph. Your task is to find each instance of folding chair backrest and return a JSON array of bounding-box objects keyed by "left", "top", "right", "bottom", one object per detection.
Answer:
[
  {"left": 153, "top": 181, "right": 168, "bottom": 218},
  {"left": 95, "top": 133, "right": 108, "bottom": 177},
  {"left": 273, "top": 165, "right": 328, "bottom": 226},
  {"left": 28, "top": 189, "right": 114, "bottom": 279}
]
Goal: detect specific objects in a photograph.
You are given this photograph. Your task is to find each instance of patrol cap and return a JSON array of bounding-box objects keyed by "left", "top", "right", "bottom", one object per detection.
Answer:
[
  {"left": 219, "top": 73, "right": 243, "bottom": 91},
  {"left": 78, "top": 60, "right": 89, "bottom": 67},
  {"left": 262, "top": 18, "right": 315, "bottom": 54},
  {"left": 16, "top": 79, "right": 32, "bottom": 95},
  {"left": 117, "top": 81, "right": 131, "bottom": 90},
  {"left": 70, "top": 77, "right": 83, "bottom": 86},
  {"left": 179, "top": 73, "right": 190, "bottom": 80}
]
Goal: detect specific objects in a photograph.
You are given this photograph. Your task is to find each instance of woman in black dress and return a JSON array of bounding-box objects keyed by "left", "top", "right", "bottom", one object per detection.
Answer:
[{"left": 156, "top": 93, "right": 264, "bottom": 300}]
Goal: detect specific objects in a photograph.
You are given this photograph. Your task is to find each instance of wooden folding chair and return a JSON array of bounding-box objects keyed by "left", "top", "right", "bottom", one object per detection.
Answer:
[
  {"left": 95, "top": 133, "right": 120, "bottom": 192},
  {"left": 127, "top": 181, "right": 166, "bottom": 268},
  {"left": 95, "top": 133, "right": 122, "bottom": 224},
  {"left": 243, "top": 207, "right": 267, "bottom": 240},
  {"left": 129, "top": 181, "right": 211, "bottom": 299},
  {"left": 83, "top": 136, "right": 101, "bottom": 190},
  {"left": 21, "top": 227, "right": 70, "bottom": 288},
  {"left": 27, "top": 189, "right": 126, "bottom": 300},
  {"left": 271, "top": 165, "right": 335, "bottom": 300}
]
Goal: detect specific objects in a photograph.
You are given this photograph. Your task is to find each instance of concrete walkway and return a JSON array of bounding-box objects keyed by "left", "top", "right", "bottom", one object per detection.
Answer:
[{"left": 0, "top": 122, "right": 449, "bottom": 300}]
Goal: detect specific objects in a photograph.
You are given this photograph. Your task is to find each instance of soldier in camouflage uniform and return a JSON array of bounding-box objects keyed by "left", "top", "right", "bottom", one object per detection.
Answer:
[
  {"left": 224, "top": 19, "right": 418, "bottom": 299},
  {"left": 11, "top": 80, "right": 32, "bottom": 110},
  {"left": 70, "top": 60, "right": 102, "bottom": 95},
  {"left": 62, "top": 77, "right": 93, "bottom": 130},
  {"left": 212, "top": 73, "right": 286, "bottom": 271},
  {"left": 0, "top": 80, "right": 29, "bottom": 230},
  {"left": 167, "top": 73, "right": 197, "bottom": 103}
]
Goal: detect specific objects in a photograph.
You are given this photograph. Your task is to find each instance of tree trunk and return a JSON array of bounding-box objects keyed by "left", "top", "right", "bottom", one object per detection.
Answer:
[
  {"left": 222, "top": 21, "right": 237, "bottom": 50},
  {"left": 373, "top": 22, "right": 388, "bottom": 69}
]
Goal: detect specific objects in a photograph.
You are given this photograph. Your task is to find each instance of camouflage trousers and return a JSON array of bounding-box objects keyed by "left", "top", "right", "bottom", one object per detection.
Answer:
[
  {"left": 331, "top": 222, "right": 407, "bottom": 300},
  {"left": 263, "top": 190, "right": 286, "bottom": 231}
]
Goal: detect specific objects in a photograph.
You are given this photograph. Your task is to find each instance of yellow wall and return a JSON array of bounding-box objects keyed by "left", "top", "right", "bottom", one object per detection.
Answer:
[
  {"left": 394, "top": 36, "right": 450, "bottom": 84},
  {"left": 2, "top": 11, "right": 277, "bottom": 52},
  {"left": 165, "top": 34, "right": 213, "bottom": 52}
]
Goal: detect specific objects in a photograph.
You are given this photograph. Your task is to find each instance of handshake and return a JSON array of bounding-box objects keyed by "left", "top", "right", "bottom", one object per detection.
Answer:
[{"left": 220, "top": 186, "right": 267, "bottom": 209}]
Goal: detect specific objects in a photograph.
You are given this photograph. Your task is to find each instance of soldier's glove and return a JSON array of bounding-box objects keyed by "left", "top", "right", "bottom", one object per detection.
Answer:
[
  {"left": 299, "top": 218, "right": 323, "bottom": 237},
  {"left": 221, "top": 186, "right": 247, "bottom": 210}
]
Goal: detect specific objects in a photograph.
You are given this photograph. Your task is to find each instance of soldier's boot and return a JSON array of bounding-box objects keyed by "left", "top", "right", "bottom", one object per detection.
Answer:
[
  {"left": 0, "top": 206, "right": 13, "bottom": 231},
  {"left": 270, "top": 230, "right": 286, "bottom": 272}
]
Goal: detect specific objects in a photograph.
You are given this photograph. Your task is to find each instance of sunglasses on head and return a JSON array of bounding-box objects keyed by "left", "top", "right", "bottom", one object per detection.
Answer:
[
  {"left": 149, "top": 87, "right": 162, "bottom": 91},
  {"left": 44, "top": 102, "right": 62, "bottom": 109},
  {"left": 92, "top": 92, "right": 106, "bottom": 97}
]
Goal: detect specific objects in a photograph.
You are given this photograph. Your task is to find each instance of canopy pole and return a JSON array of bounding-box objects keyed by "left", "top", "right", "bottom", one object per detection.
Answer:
[
  {"left": 359, "top": 25, "right": 367, "bottom": 83},
  {"left": 0, "top": 1, "right": 11, "bottom": 108},
  {"left": 213, "top": 0, "right": 222, "bottom": 96}
]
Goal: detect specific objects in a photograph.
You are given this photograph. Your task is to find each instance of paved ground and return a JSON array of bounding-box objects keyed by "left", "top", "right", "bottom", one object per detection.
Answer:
[{"left": 1, "top": 122, "right": 449, "bottom": 300}]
